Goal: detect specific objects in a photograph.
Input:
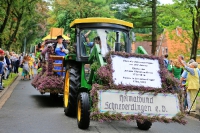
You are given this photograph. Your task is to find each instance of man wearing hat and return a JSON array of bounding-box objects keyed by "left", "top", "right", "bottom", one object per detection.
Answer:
[
  {"left": 53, "top": 35, "right": 68, "bottom": 52},
  {"left": 53, "top": 35, "right": 69, "bottom": 76}
]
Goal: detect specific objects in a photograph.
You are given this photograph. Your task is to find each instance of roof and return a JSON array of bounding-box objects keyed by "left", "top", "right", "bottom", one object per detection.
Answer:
[
  {"left": 70, "top": 17, "right": 133, "bottom": 28},
  {"left": 42, "top": 34, "right": 70, "bottom": 41}
]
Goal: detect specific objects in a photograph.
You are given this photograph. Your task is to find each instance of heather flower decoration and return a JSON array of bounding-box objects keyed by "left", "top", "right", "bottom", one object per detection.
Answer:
[
  {"left": 90, "top": 51, "right": 186, "bottom": 125},
  {"left": 31, "top": 46, "right": 64, "bottom": 93}
]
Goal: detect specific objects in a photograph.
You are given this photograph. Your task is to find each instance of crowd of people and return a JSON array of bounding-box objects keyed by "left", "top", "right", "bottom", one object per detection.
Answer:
[
  {"left": 164, "top": 54, "right": 200, "bottom": 112},
  {"left": 0, "top": 49, "right": 36, "bottom": 91},
  {"left": 0, "top": 49, "right": 21, "bottom": 90}
]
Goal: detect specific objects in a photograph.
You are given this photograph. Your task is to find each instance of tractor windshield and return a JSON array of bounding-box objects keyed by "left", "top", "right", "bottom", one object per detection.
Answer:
[{"left": 80, "top": 29, "right": 128, "bottom": 57}]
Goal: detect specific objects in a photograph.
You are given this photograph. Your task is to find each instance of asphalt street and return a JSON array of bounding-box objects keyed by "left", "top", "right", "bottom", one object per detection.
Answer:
[{"left": 0, "top": 79, "right": 200, "bottom": 133}]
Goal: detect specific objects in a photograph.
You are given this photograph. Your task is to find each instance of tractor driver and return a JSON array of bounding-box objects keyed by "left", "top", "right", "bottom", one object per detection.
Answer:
[
  {"left": 85, "top": 36, "right": 101, "bottom": 53},
  {"left": 84, "top": 31, "right": 111, "bottom": 53}
]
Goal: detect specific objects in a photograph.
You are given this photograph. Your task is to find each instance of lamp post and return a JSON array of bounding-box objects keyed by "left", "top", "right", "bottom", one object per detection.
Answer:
[{"left": 23, "top": 37, "right": 26, "bottom": 54}]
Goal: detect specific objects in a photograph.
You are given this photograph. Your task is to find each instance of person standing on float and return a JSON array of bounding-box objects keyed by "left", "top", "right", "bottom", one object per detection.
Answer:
[
  {"left": 53, "top": 35, "right": 69, "bottom": 76},
  {"left": 179, "top": 58, "right": 200, "bottom": 112}
]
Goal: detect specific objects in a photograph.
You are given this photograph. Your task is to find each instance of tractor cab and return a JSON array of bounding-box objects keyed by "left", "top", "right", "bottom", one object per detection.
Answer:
[{"left": 70, "top": 18, "right": 133, "bottom": 62}]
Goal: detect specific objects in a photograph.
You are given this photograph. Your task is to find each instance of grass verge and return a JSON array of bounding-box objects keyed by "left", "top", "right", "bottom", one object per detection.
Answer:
[{"left": 3, "top": 73, "right": 18, "bottom": 88}]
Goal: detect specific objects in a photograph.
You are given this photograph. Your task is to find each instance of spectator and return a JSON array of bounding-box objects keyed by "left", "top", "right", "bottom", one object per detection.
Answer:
[
  {"left": 0, "top": 55, "right": 4, "bottom": 90},
  {"left": 19, "top": 53, "right": 24, "bottom": 68},
  {"left": 180, "top": 59, "right": 195, "bottom": 110},
  {"left": 10, "top": 52, "right": 15, "bottom": 72},
  {"left": 163, "top": 54, "right": 169, "bottom": 69},
  {"left": 21, "top": 56, "right": 30, "bottom": 80},
  {"left": 15, "top": 54, "right": 20, "bottom": 73},
  {"left": 3, "top": 53, "right": 8, "bottom": 80},
  {"left": 5, "top": 51, "right": 11, "bottom": 78},
  {"left": 172, "top": 59, "right": 182, "bottom": 79},
  {"left": 179, "top": 58, "right": 200, "bottom": 112},
  {"left": 28, "top": 54, "right": 34, "bottom": 79}
]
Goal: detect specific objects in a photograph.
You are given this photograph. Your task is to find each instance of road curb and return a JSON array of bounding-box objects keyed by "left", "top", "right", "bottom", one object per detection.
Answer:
[
  {"left": 0, "top": 75, "right": 19, "bottom": 98},
  {"left": 189, "top": 111, "right": 200, "bottom": 121},
  {"left": 0, "top": 75, "right": 20, "bottom": 109}
]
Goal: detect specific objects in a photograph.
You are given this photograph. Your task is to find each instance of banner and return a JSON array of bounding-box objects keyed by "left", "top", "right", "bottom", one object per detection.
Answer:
[
  {"left": 98, "top": 90, "right": 180, "bottom": 118},
  {"left": 111, "top": 55, "right": 162, "bottom": 88}
]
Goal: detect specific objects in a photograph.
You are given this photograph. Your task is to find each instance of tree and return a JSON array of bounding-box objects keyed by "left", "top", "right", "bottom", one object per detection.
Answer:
[
  {"left": 158, "top": 0, "right": 200, "bottom": 60},
  {"left": 0, "top": 0, "right": 14, "bottom": 48},
  {"left": 48, "top": 0, "right": 114, "bottom": 42},
  {"left": 151, "top": 0, "right": 157, "bottom": 55},
  {"left": 187, "top": 0, "right": 200, "bottom": 60},
  {"left": 0, "top": 0, "right": 49, "bottom": 52},
  {"left": 111, "top": 0, "right": 161, "bottom": 54}
]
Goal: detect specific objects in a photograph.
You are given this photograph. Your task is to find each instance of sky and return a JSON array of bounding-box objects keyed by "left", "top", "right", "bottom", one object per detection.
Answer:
[{"left": 159, "top": 0, "right": 174, "bottom": 4}]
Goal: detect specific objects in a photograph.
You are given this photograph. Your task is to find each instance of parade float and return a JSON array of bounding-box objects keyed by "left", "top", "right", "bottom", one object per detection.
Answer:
[
  {"left": 31, "top": 28, "right": 71, "bottom": 96},
  {"left": 32, "top": 18, "right": 185, "bottom": 130}
]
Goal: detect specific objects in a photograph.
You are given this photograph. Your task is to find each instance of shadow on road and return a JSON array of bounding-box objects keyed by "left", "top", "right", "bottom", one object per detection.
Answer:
[{"left": 30, "top": 94, "right": 64, "bottom": 108}]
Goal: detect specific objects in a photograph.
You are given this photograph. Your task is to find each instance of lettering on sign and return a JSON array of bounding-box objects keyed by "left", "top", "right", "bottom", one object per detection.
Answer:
[
  {"left": 111, "top": 55, "right": 162, "bottom": 88},
  {"left": 98, "top": 90, "right": 180, "bottom": 118}
]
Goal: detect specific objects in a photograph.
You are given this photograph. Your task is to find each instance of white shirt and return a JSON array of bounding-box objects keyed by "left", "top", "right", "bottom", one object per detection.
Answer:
[
  {"left": 3, "top": 58, "right": 7, "bottom": 68},
  {"left": 56, "top": 43, "right": 69, "bottom": 54}
]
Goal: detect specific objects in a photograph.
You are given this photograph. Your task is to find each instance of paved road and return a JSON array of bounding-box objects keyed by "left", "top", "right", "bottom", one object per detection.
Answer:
[{"left": 0, "top": 79, "right": 200, "bottom": 133}]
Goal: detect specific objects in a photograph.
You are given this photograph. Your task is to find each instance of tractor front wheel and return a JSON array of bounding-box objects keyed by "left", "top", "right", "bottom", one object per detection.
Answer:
[
  {"left": 137, "top": 120, "right": 152, "bottom": 130},
  {"left": 77, "top": 92, "right": 90, "bottom": 129},
  {"left": 64, "top": 66, "right": 80, "bottom": 116}
]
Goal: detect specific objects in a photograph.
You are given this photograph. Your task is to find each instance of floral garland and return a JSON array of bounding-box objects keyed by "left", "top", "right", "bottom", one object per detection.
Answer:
[
  {"left": 31, "top": 46, "right": 64, "bottom": 92},
  {"left": 97, "top": 51, "right": 181, "bottom": 94},
  {"left": 90, "top": 51, "right": 186, "bottom": 125}
]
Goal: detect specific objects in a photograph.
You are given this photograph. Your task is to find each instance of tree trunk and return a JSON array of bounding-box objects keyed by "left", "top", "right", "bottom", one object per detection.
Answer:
[
  {"left": 0, "top": 0, "right": 13, "bottom": 48},
  {"left": 5, "top": 14, "right": 22, "bottom": 50},
  {"left": 151, "top": 0, "right": 157, "bottom": 55},
  {"left": 190, "top": 0, "right": 200, "bottom": 60}
]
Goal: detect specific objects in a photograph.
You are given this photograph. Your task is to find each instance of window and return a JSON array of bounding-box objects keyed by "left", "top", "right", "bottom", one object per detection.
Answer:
[
  {"left": 80, "top": 29, "right": 128, "bottom": 57},
  {"left": 162, "top": 47, "right": 165, "bottom": 55},
  {"left": 165, "top": 47, "right": 168, "bottom": 54}
]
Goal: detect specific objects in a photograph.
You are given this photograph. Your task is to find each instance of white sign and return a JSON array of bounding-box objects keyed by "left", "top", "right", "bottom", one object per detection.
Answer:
[
  {"left": 98, "top": 90, "right": 180, "bottom": 118},
  {"left": 111, "top": 55, "right": 162, "bottom": 88}
]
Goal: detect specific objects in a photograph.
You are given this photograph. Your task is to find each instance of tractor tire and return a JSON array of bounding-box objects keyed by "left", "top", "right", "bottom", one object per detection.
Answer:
[
  {"left": 137, "top": 120, "right": 152, "bottom": 130},
  {"left": 64, "top": 66, "right": 80, "bottom": 116},
  {"left": 77, "top": 92, "right": 90, "bottom": 129}
]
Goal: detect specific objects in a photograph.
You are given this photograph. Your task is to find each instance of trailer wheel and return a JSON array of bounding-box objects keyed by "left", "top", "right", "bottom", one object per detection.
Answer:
[
  {"left": 50, "top": 93, "right": 58, "bottom": 98},
  {"left": 137, "top": 120, "right": 152, "bottom": 130},
  {"left": 64, "top": 66, "right": 80, "bottom": 116},
  {"left": 77, "top": 92, "right": 90, "bottom": 129}
]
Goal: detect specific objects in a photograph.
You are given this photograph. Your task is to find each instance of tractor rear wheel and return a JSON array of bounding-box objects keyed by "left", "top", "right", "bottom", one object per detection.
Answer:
[
  {"left": 137, "top": 120, "right": 152, "bottom": 130},
  {"left": 77, "top": 92, "right": 90, "bottom": 129},
  {"left": 64, "top": 66, "right": 80, "bottom": 116}
]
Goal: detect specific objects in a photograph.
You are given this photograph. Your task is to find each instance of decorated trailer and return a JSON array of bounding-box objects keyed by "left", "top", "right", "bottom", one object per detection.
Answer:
[
  {"left": 32, "top": 28, "right": 70, "bottom": 96},
  {"left": 32, "top": 18, "right": 185, "bottom": 130}
]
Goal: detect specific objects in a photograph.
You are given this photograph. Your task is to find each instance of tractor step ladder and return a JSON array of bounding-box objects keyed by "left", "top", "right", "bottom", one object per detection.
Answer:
[{"left": 50, "top": 55, "right": 65, "bottom": 76}]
